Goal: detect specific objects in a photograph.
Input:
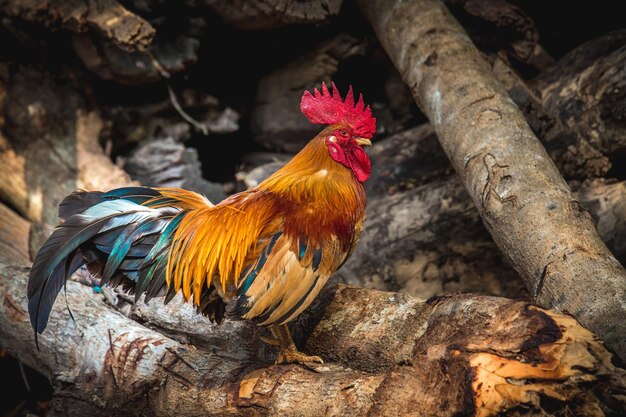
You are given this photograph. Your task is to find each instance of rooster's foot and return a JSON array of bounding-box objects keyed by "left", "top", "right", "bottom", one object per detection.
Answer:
[{"left": 276, "top": 347, "right": 324, "bottom": 365}]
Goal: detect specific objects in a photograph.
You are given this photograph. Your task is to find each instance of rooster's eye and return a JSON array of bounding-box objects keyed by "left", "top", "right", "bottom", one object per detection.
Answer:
[{"left": 339, "top": 129, "right": 349, "bottom": 137}]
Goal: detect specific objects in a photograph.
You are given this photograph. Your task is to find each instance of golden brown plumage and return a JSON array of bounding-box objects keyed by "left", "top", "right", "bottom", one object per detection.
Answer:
[
  {"left": 129, "top": 127, "right": 366, "bottom": 341},
  {"left": 27, "top": 83, "right": 376, "bottom": 363}
]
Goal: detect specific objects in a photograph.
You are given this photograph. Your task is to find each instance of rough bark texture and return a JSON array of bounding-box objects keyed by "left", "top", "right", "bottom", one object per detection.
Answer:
[
  {"left": 124, "top": 137, "right": 226, "bottom": 203},
  {"left": 0, "top": 202, "right": 624, "bottom": 417},
  {"left": 0, "top": 0, "right": 155, "bottom": 51},
  {"left": 0, "top": 66, "right": 136, "bottom": 228},
  {"left": 491, "top": 57, "right": 611, "bottom": 180},
  {"left": 532, "top": 30, "right": 626, "bottom": 157},
  {"left": 359, "top": 0, "right": 626, "bottom": 360},
  {"left": 578, "top": 179, "right": 626, "bottom": 263},
  {"left": 204, "top": 0, "right": 343, "bottom": 30}
]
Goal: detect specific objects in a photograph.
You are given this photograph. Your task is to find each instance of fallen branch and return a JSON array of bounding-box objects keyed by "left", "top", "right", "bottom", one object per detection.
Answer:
[
  {"left": 204, "top": 0, "right": 343, "bottom": 30},
  {"left": 0, "top": 202, "right": 624, "bottom": 416},
  {"left": 0, "top": 0, "right": 155, "bottom": 51},
  {"left": 359, "top": 0, "right": 626, "bottom": 360},
  {"left": 532, "top": 29, "right": 626, "bottom": 156},
  {"left": 0, "top": 66, "right": 136, "bottom": 228}
]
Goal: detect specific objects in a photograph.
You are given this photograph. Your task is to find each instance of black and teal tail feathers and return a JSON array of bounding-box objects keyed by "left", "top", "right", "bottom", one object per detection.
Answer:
[{"left": 27, "top": 187, "right": 181, "bottom": 334}]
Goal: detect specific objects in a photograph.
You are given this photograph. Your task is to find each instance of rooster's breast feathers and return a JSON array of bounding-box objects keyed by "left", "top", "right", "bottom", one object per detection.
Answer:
[{"left": 162, "top": 181, "right": 364, "bottom": 327}]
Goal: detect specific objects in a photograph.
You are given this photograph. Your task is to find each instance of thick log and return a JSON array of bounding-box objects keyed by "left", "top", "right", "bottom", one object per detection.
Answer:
[
  {"left": 577, "top": 179, "right": 626, "bottom": 263},
  {"left": 203, "top": 0, "right": 343, "bottom": 30},
  {"left": 446, "top": 0, "right": 554, "bottom": 70},
  {"left": 0, "top": 66, "right": 136, "bottom": 229},
  {"left": 345, "top": 172, "right": 626, "bottom": 302},
  {"left": 532, "top": 30, "right": 626, "bottom": 156},
  {"left": 72, "top": 10, "right": 205, "bottom": 84},
  {"left": 359, "top": 0, "right": 626, "bottom": 359},
  {"left": 0, "top": 202, "right": 623, "bottom": 416},
  {"left": 0, "top": 0, "right": 155, "bottom": 51},
  {"left": 491, "top": 57, "right": 611, "bottom": 179}
]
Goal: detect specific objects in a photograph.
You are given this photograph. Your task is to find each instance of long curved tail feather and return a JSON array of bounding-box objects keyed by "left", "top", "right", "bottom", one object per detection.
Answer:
[{"left": 27, "top": 187, "right": 225, "bottom": 337}]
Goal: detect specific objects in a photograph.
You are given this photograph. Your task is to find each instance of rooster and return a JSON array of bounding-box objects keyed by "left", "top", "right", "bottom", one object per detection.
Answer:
[{"left": 27, "top": 82, "right": 376, "bottom": 364}]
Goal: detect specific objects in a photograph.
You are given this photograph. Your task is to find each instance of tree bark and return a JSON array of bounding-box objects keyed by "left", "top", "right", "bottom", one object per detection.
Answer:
[
  {"left": 359, "top": 0, "right": 626, "bottom": 360},
  {"left": 0, "top": 65, "right": 136, "bottom": 229},
  {"left": 345, "top": 161, "right": 626, "bottom": 303},
  {"left": 0, "top": 202, "right": 624, "bottom": 417},
  {"left": 446, "top": 0, "right": 554, "bottom": 71},
  {"left": 532, "top": 30, "right": 626, "bottom": 156},
  {"left": 124, "top": 137, "right": 226, "bottom": 203},
  {"left": 0, "top": 0, "right": 155, "bottom": 51},
  {"left": 203, "top": 0, "right": 343, "bottom": 30}
]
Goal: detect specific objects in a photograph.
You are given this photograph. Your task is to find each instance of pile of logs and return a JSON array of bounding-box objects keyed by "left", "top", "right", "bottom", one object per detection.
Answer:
[{"left": 0, "top": 0, "right": 625, "bottom": 416}]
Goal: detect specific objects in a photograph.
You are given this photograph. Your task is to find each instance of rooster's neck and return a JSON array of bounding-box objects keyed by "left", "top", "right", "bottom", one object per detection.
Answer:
[
  {"left": 260, "top": 133, "right": 365, "bottom": 205},
  {"left": 257, "top": 132, "right": 365, "bottom": 244}
]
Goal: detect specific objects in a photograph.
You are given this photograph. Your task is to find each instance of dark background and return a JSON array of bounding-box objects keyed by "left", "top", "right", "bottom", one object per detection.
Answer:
[{"left": 1, "top": 1, "right": 624, "bottom": 415}]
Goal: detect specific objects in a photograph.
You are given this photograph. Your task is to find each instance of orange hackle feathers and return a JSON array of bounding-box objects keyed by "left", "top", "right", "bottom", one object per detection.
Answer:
[
  {"left": 158, "top": 128, "right": 366, "bottom": 307},
  {"left": 260, "top": 129, "right": 366, "bottom": 242}
]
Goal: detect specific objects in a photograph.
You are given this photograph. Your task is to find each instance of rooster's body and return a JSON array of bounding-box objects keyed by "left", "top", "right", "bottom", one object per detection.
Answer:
[{"left": 28, "top": 83, "right": 376, "bottom": 363}]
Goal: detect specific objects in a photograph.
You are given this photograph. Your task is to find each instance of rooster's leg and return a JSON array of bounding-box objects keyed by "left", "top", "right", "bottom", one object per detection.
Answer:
[{"left": 270, "top": 324, "right": 323, "bottom": 364}]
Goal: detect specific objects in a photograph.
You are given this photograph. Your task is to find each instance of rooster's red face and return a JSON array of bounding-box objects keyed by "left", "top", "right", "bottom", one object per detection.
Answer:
[
  {"left": 300, "top": 82, "right": 376, "bottom": 183},
  {"left": 325, "top": 125, "right": 371, "bottom": 182}
]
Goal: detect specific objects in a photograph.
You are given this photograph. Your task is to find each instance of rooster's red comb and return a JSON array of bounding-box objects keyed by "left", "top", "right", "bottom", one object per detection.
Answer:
[{"left": 300, "top": 82, "right": 376, "bottom": 139}]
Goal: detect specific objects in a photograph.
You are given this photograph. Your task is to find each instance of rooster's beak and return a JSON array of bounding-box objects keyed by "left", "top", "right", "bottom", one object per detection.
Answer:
[{"left": 355, "top": 138, "right": 372, "bottom": 147}]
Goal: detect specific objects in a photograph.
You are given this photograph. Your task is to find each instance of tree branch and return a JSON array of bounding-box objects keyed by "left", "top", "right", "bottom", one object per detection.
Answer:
[
  {"left": 0, "top": 0, "right": 155, "bottom": 51},
  {"left": 204, "top": 0, "right": 343, "bottom": 30},
  {"left": 359, "top": 0, "right": 626, "bottom": 361},
  {"left": 0, "top": 201, "right": 624, "bottom": 416},
  {"left": 0, "top": 66, "right": 136, "bottom": 228}
]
